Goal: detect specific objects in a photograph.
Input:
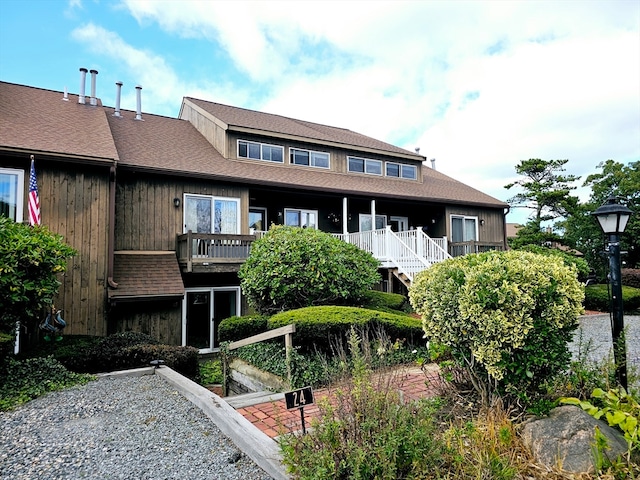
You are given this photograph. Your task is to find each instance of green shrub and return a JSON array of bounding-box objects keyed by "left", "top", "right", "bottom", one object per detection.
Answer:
[
  {"left": 268, "top": 306, "right": 423, "bottom": 354},
  {"left": 121, "top": 344, "right": 200, "bottom": 379},
  {"left": 218, "top": 315, "right": 269, "bottom": 343},
  {"left": 20, "top": 335, "right": 102, "bottom": 372},
  {"left": 199, "top": 358, "right": 223, "bottom": 385},
  {"left": 409, "top": 250, "right": 584, "bottom": 405},
  {"left": 360, "top": 290, "right": 411, "bottom": 313},
  {"left": 238, "top": 226, "right": 380, "bottom": 314},
  {"left": 622, "top": 268, "right": 640, "bottom": 289},
  {"left": 517, "top": 244, "right": 590, "bottom": 281},
  {"left": 80, "top": 332, "right": 160, "bottom": 373},
  {"left": 0, "top": 356, "right": 93, "bottom": 411},
  {"left": 585, "top": 284, "right": 640, "bottom": 312},
  {"left": 0, "top": 217, "right": 76, "bottom": 342}
]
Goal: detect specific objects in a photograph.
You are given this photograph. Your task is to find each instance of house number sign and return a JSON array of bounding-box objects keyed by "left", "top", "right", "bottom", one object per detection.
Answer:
[{"left": 284, "top": 386, "right": 314, "bottom": 434}]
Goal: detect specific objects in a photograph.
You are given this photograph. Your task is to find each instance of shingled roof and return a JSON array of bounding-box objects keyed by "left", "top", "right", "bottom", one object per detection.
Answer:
[
  {"left": 0, "top": 81, "right": 506, "bottom": 209},
  {"left": 107, "top": 106, "right": 506, "bottom": 208},
  {"left": 0, "top": 82, "right": 118, "bottom": 162},
  {"left": 109, "top": 251, "right": 184, "bottom": 303},
  {"left": 184, "top": 97, "right": 422, "bottom": 160}
]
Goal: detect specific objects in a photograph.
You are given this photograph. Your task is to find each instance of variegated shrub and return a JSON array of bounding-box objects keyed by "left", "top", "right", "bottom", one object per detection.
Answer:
[{"left": 409, "top": 250, "right": 584, "bottom": 403}]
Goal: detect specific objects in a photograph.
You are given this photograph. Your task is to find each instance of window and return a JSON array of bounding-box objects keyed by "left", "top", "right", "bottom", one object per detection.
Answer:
[
  {"left": 249, "top": 207, "right": 267, "bottom": 231},
  {"left": 386, "top": 162, "right": 417, "bottom": 180},
  {"left": 238, "top": 140, "right": 284, "bottom": 163},
  {"left": 0, "top": 168, "right": 24, "bottom": 222},
  {"left": 184, "top": 194, "right": 240, "bottom": 234},
  {"left": 359, "top": 214, "right": 387, "bottom": 232},
  {"left": 290, "top": 148, "right": 330, "bottom": 169},
  {"left": 451, "top": 215, "right": 478, "bottom": 242},
  {"left": 348, "top": 156, "right": 382, "bottom": 175},
  {"left": 284, "top": 208, "right": 317, "bottom": 229}
]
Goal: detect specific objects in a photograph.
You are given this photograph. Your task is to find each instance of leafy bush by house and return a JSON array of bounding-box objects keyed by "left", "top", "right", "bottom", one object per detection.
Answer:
[
  {"left": 585, "top": 284, "right": 640, "bottom": 312},
  {"left": 0, "top": 217, "right": 76, "bottom": 343},
  {"left": 409, "top": 250, "right": 584, "bottom": 405},
  {"left": 516, "top": 244, "right": 590, "bottom": 281},
  {"left": 268, "top": 305, "right": 423, "bottom": 354},
  {"left": 218, "top": 315, "right": 269, "bottom": 343},
  {"left": 238, "top": 226, "right": 380, "bottom": 314}
]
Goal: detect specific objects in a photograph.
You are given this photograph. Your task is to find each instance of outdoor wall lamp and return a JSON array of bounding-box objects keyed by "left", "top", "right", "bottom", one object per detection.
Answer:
[
  {"left": 173, "top": 197, "right": 181, "bottom": 208},
  {"left": 592, "top": 196, "right": 632, "bottom": 390},
  {"left": 480, "top": 219, "right": 485, "bottom": 226}
]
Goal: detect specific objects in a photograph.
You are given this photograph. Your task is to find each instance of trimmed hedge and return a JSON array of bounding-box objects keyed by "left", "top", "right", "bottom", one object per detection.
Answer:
[
  {"left": 268, "top": 306, "right": 423, "bottom": 353},
  {"left": 120, "top": 344, "right": 200, "bottom": 379},
  {"left": 584, "top": 284, "right": 640, "bottom": 313},
  {"left": 218, "top": 315, "right": 269, "bottom": 343},
  {"left": 361, "top": 290, "right": 410, "bottom": 313},
  {"left": 22, "top": 332, "right": 199, "bottom": 379}
]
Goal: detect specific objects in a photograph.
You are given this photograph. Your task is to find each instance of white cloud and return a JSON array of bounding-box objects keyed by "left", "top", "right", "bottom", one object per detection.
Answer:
[{"left": 77, "top": 0, "right": 639, "bottom": 225}]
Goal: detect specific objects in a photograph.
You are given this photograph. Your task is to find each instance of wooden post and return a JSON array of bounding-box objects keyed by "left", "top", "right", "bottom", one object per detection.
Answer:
[
  {"left": 285, "top": 331, "right": 293, "bottom": 389},
  {"left": 186, "top": 230, "right": 193, "bottom": 273}
]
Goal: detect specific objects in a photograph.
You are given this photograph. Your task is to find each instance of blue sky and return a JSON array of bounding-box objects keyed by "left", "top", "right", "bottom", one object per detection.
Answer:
[{"left": 1, "top": 0, "right": 639, "bottom": 225}]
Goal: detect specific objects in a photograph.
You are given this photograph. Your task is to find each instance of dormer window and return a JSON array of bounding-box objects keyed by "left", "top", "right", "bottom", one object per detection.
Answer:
[
  {"left": 290, "top": 148, "right": 330, "bottom": 169},
  {"left": 238, "top": 140, "right": 284, "bottom": 163},
  {"left": 348, "top": 156, "right": 382, "bottom": 175},
  {"left": 386, "top": 162, "right": 417, "bottom": 180}
]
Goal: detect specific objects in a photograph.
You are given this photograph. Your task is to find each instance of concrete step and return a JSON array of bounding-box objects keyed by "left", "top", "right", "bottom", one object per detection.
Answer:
[{"left": 225, "top": 390, "right": 285, "bottom": 409}]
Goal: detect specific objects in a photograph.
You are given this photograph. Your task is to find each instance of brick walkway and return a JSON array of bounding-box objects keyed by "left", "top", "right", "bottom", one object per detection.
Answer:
[{"left": 234, "top": 364, "right": 441, "bottom": 439}]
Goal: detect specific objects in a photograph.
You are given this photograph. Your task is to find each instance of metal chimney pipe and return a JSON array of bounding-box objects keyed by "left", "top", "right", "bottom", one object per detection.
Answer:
[
  {"left": 135, "top": 85, "right": 142, "bottom": 120},
  {"left": 89, "top": 69, "right": 98, "bottom": 106},
  {"left": 430, "top": 158, "right": 436, "bottom": 170},
  {"left": 62, "top": 86, "right": 68, "bottom": 101},
  {"left": 78, "top": 67, "right": 88, "bottom": 104},
  {"left": 113, "top": 81, "right": 123, "bottom": 117}
]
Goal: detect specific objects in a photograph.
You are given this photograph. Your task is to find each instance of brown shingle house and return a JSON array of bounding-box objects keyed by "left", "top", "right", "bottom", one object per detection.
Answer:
[{"left": 0, "top": 73, "right": 508, "bottom": 351}]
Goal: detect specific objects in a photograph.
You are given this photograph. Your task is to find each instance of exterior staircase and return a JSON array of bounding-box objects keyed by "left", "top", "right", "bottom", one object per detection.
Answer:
[{"left": 335, "top": 227, "right": 451, "bottom": 287}]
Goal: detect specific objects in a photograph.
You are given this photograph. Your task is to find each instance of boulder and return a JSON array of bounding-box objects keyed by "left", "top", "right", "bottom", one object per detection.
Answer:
[{"left": 521, "top": 405, "right": 628, "bottom": 473}]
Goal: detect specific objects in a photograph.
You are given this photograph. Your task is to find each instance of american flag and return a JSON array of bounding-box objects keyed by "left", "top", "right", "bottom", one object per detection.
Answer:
[{"left": 29, "top": 156, "right": 40, "bottom": 226}]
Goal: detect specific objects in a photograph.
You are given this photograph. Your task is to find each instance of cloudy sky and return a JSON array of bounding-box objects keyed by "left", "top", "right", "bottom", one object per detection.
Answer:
[{"left": 1, "top": 0, "right": 638, "bottom": 224}]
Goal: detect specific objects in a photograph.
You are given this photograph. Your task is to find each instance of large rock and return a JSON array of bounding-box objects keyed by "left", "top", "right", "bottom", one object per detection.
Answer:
[{"left": 521, "top": 405, "right": 628, "bottom": 473}]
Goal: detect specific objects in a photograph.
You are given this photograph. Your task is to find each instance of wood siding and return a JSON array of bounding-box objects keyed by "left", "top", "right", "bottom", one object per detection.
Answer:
[
  {"left": 180, "top": 102, "right": 227, "bottom": 157},
  {"left": 4, "top": 156, "right": 112, "bottom": 337},
  {"left": 115, "top": 172, "right": 250, "bottom": 251},
  {"left": 109, "top": 301, "right": 182, "bottom": 345},
  {"left": 445, "top": 206, "right": 506, "bottom": 244}
]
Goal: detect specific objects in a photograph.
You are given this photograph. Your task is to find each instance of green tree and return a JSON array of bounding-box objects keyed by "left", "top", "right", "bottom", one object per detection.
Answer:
[
  {"left": 0, "top": 217, "right": 76, "bottom": 351},
  {"left": 505, "top": 159, "right": 580, "bottom": 248},
  {"left": 562, "top": 160, "right": 639, "bottom": 274},
  {"left": 238, "top": 226, "right": 380, "bottom": 315}
]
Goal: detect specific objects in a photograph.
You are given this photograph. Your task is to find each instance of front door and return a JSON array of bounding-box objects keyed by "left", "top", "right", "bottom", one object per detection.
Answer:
[
  {"left": 389, "top": 216, "right": 409, "bottom": 232},
  {"left": 183, "top": 287, "right": 240, "bottom": 352}
]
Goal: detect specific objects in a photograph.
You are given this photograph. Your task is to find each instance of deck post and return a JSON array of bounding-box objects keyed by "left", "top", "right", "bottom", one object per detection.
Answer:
[
  {"left": 342, "top": 197, "right": 348, "bottom": 236},
  {"left": 186, "top": 230, "right": 193, "bottom": 272}
]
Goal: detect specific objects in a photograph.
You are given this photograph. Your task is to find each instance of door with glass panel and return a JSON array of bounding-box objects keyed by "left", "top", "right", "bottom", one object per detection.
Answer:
[
  {"left": 183, "top": 287, "right": 240, "bottom": 352},
  {"left": 184, "top": 194, "right": 240, "bottom": 256}
]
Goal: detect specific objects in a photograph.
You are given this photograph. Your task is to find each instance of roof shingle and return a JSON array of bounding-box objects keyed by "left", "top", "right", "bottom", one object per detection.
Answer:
[{"left": 109, "top": 251, "right": 184, "bottom": 301}]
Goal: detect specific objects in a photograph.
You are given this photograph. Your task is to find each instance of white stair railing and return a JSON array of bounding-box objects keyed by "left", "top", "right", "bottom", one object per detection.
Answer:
[{"left": 335, "top": 227, "right": 451, "bottom": 284}]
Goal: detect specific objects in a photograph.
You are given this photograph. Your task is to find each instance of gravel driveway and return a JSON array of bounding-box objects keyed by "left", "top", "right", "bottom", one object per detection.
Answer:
[{"left": 0, "top": 375, "right": 273, "bottom": 480}]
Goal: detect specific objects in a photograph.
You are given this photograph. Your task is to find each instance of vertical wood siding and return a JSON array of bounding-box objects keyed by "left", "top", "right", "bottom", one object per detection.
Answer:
[
  {"left": 445, "top": 206, "right": 506, "bottom": 244},
  {"left": 109, "top": 302, "right": 182, "bottom": 345},
  {"left": 115, "top": 172, "right": 250, "bottom": 250},
  {"left": 37, "top": 162, "right": 111, "bottom": 337}
]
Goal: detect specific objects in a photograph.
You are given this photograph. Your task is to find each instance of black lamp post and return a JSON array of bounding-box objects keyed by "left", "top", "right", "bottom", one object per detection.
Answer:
[{"left": 592, "top": 196, "right": 632, "bottom": 390}]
